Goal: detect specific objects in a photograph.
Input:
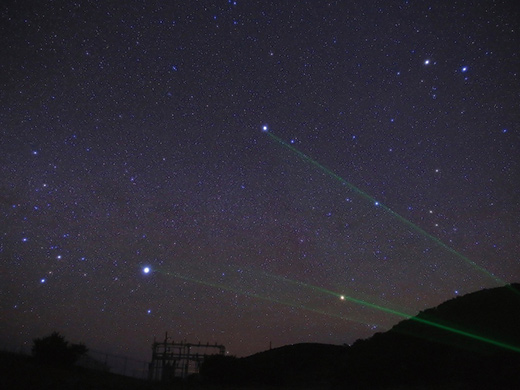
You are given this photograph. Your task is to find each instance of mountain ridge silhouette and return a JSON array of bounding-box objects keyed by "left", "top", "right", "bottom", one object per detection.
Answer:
[{"left": 201, "top": 283, "right": 520, "bottom": 388}]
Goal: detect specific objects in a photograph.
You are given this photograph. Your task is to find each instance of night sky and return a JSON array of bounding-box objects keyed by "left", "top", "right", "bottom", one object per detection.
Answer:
[{"left": 1, "top": 0, "right": 519, "bottom": 361}]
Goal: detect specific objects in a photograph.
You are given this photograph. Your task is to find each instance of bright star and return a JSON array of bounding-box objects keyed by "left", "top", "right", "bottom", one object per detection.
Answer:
[
  {"left": 424, "top": 59, "right": 430, "bottom": 65},
  {"left": 143, "top": 266, "right": 151, "bottom": 274},
  {"left": 262, "top": 125, "right": 269, "bottom": 132},
  {"left": 340, "top": 295, "right": 345, "bottom": 301}
]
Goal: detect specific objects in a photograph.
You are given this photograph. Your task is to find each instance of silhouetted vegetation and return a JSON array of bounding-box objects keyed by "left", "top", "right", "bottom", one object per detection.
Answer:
[
  {"left": 32, "top": 331, "right": 88, "bottom": 368},
  {"left": 0, "top": 350, "right": 163, "bottom": 390},
  {"left": 3, "top": 284, "right": 520, "bottom": 389}
]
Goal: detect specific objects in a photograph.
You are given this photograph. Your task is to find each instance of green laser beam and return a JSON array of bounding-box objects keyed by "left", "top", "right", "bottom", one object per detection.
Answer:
[
  {"left": 266, "top": 131, "right": 506, "bottom": 287},
  {"left": 411, "top": 315, "right": 520, "bottom": 353},
  {"left": 153, "top": 266, "right": 520, "bottom": 353},
  {"left": 266, "top": 272, "right": 415, "bottom": 317},
  {"left": 347, "top": 293, "right": 520, "bottom": 353},
  {"left": 264, "top": 271, "right": 415, "bottom": 315},
  {"left": 270, "top": 274, "right": 520, "bottom": 353},
  {"left": 155, "top": 268, "right": 376, "bottom": 326}
]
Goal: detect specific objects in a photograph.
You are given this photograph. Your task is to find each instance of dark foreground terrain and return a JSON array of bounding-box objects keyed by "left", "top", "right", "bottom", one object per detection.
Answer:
[
  {"left": 2, "top": 284, "right": 520, "bottom": 389},
  {"left": 1, "top": 345, "right": 519, "bottom": 390},
  {"left": 0, "top": 350, "right": 161, "bottom": 390},
  {"left": 201, "top": 283, "right": 520, "bottom": 389}
]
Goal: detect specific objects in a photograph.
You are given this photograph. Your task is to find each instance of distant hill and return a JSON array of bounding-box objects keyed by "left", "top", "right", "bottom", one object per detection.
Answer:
[
  {"left": 200, "top": 283, "right": 520, "bottom": 389},
  {"left": 339, "top": 283, "right": 520, "bottom": 388},
  {"left": 242, "top": 343, "right": 349, "bottom": 386},
  {"left": 200, "top": 343, "right": 348, "bottom": 387},
  {"left": 6, "top": 284, "right": 518, "bottom": 389}
]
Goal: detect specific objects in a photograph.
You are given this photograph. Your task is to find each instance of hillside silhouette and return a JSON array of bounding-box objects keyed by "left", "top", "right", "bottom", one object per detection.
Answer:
[
  {"left": 200, "top": 283, "right": 520, "bottom": 388},
  {"left": 2, "top": 284, "right": 520, "bottom": 389},
  {"left": 200, "top": 343, "right": 348, "bottom": 386},
  {"left": 339, "top": 283, "right": 520, "bottom": 388}
]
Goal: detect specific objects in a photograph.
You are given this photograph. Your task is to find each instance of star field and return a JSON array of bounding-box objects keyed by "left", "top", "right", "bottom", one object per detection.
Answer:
[{"left": 1, "top": 1, "right": 519, "bottom": 360}]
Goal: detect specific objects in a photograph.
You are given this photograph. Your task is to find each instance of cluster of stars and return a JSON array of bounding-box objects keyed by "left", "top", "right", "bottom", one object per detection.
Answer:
[
  {"left": 423, "top": 58, "right": 469, "bottom": 75},
  {"left": 1, "top": 0, "right": 518, "bottom": 361}
]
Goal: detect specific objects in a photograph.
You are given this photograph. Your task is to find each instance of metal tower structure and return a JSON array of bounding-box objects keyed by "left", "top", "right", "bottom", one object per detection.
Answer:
[{"left": 148, "top": 332, "right": 226, "bottom": 382}]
